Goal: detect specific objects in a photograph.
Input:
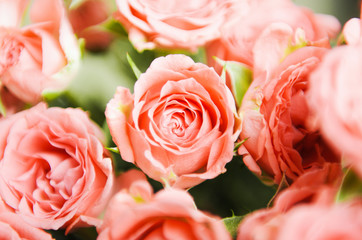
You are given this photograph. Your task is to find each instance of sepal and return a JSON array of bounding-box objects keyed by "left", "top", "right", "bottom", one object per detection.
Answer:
[{"left": 214, "top": 58, "right": 252, "bottom": 108}]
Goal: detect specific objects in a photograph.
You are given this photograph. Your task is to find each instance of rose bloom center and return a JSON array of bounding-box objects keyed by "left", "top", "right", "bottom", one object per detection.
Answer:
[
  {"left": 0, "top": 30, "right": 24, "bottom": 74},
  {"left": 150, "top": 96, "right": 204, "bottom": 144}
]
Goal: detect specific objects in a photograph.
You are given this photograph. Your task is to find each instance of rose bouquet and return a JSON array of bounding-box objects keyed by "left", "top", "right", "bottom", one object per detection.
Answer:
[{"left": 0, "top": 0, "right": 361, "bottom": 239}]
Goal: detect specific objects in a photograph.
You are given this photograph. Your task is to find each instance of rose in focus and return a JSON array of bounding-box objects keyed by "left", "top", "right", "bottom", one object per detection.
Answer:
[
  {"left": 106, "top": 54, "right": 237, "bottom": 189},
  {"left": 238, "top": 47, "right": 340, "bottom": 185},
  {"left": 0, "top": 0, "right": 80, "bottom": 104},
  {"left": 97, "top": 169, "right": 231, "bottom": 240},
  {"left": 0, "top": 103, "right": 114, "bottom": 233},
  {"left": 114, "top": 0, "right": 236, "bottom": 51}
]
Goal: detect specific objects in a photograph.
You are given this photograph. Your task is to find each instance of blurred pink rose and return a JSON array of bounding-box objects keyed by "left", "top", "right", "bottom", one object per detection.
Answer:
[
  {"left": 340, "top": 8, "right": 362, "bottom": 45},
  {"left": 0, "top": 103, "right": 114, "bottom": 233},
  {"left": 68, "top": 0, "right": 114, "bottom": 51},
  {"left": 114, "top": 0, "right": 236, "bottom": 51},
  {"left": 277, "top": 200, "right": 362, "bottom": 240},
  {"left": 341, "top": 18, "right": 361, "bottom": 45},
  {"left": 236, "top": 163, "right": 341, "bottom": 240},
  {"left": 307, "top": 44, "right": 362, "bottom": 177},
  {"left": 0, "top": 0, "right": 80, "bottom": 104},
  {"left": 112, "top": 169, "right": 154, "bottom": 201},
  {"left": 106, "top": 54, "right": 237, "bottom": 189},
  {"left": 206, "top": 0, "right": 340, "bottom": 76},
  {"left": 98, "top": 169, "right": 231, "bottom": 240},
  {"left": 238, "top": 199, "right": 362, "bottom": 240},
  {"left": 0, "top": 197, "right": 53, "bottom": 240},
  {"left": 238, "top": 47, "right": 340, "bottom": 184},
  {"left": 273, "top": 162, "right": 342, "bottom": 212},
  {"left": 237, "top": 207, "right": 282, "bottom": 240}
]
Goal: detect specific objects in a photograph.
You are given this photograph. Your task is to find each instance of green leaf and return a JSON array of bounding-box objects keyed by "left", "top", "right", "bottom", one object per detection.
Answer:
[
  {"left": 106, "top": 147, "right": 120, "bottom": 155},
  {"left": 42, "top": 89, "right": 65, "bottom": 102},
  {"left": 336, "top": 167, "right": 362, "bottom": 202},
  {"left": 214, "top": 58, "right": 252, "bottom": 108},
  {"left": 126, "top": 53, "right": 142, "bottom": 79},
  {"left": 223, "top": 215, "right": 243, "bottom": 239},
  {"left": 234, "top": 137, "right": 249, "bottom": 152},
  {"left": 103, "top": 19, "right": 128, "bottom": 38}
]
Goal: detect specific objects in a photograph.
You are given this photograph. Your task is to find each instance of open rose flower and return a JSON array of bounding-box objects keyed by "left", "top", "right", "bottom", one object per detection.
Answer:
[
  {"left": 237, "top": 198, "right": 362, "bottom": 240},
  {"left": 106, "top": 54, "right": 237, "bottom": 189},
  {"left": 0, "top": 103, "right": 114, "bottom": 233},
  {"left": 307, "top": 43, "right": 362, "bottom": 177},
  {"left": 97, "top": 169, "right": 231, "bottom": 240},
  {"left": 206, "top": 0, "right": 340, "bottom": 75},
  {"left": 0, "top": 0, "right": 80, "bottom": 104},
  {"left": 114, "top": 0, "right": 236, "bottom": 51},
  {"left": 238, "top": 47, "right": 340, "bottom": 185}
]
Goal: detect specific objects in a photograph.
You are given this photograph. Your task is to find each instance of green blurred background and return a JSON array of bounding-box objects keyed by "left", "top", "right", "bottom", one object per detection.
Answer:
[{"left": 294, "top": 0, "right": 360, "bottom": 24}]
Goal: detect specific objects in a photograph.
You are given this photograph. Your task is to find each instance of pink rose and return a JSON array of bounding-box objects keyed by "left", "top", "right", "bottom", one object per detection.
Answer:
[
  {"left": 106, "top": 54, "right": 237, "bottom": 189},
  {"left": 68, "top": 0, "right": 114, "bottom": 51},
  {"left": 273, "top": 163, "right": 342, "bottom": 212},
  {"left": 97, "top": 170, "right": 231, "bottom": 240},
  {"left": 237, "top": 163, "right": 341, "bottom": 240},
  {"left": 238, "top": 200, "right": 362, "bottom": 240},
  {"left": 0, "top": 197, "right": 53, "bottom": 240},
  {"left": 307, "top": 43, "right": 362, "bottom": 177},
  {"left": 206, "top": 0, "right": 340, "bottom": 75},
  {"left": 238, "top": 47, "right": 340, "bottom": 184},
  {"left": 0, "top": 103, "right": 114, "bottom": 233},
  {"left": 114, "top": 0, "right": 236, "bottom": 51},
  {"left": 0, "top": 0, "right": 80, "bottom": 104},
  {"left": 276, "top": 201, "right": 362, "bottom": 240},
  {"left": 340, "top": 9, "right": 362, "bottom": 45},
  {"left": 341, "top": 18, "right": 361, "bottom": 45},
  {"left": 237, "top": 207, "right": 282, "bottom": 240}
]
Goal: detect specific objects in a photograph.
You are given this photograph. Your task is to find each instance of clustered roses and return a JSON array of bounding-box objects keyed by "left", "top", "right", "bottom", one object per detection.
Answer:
[{"left": 0, "top": 0, "right": 361, "bottom": 239}]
